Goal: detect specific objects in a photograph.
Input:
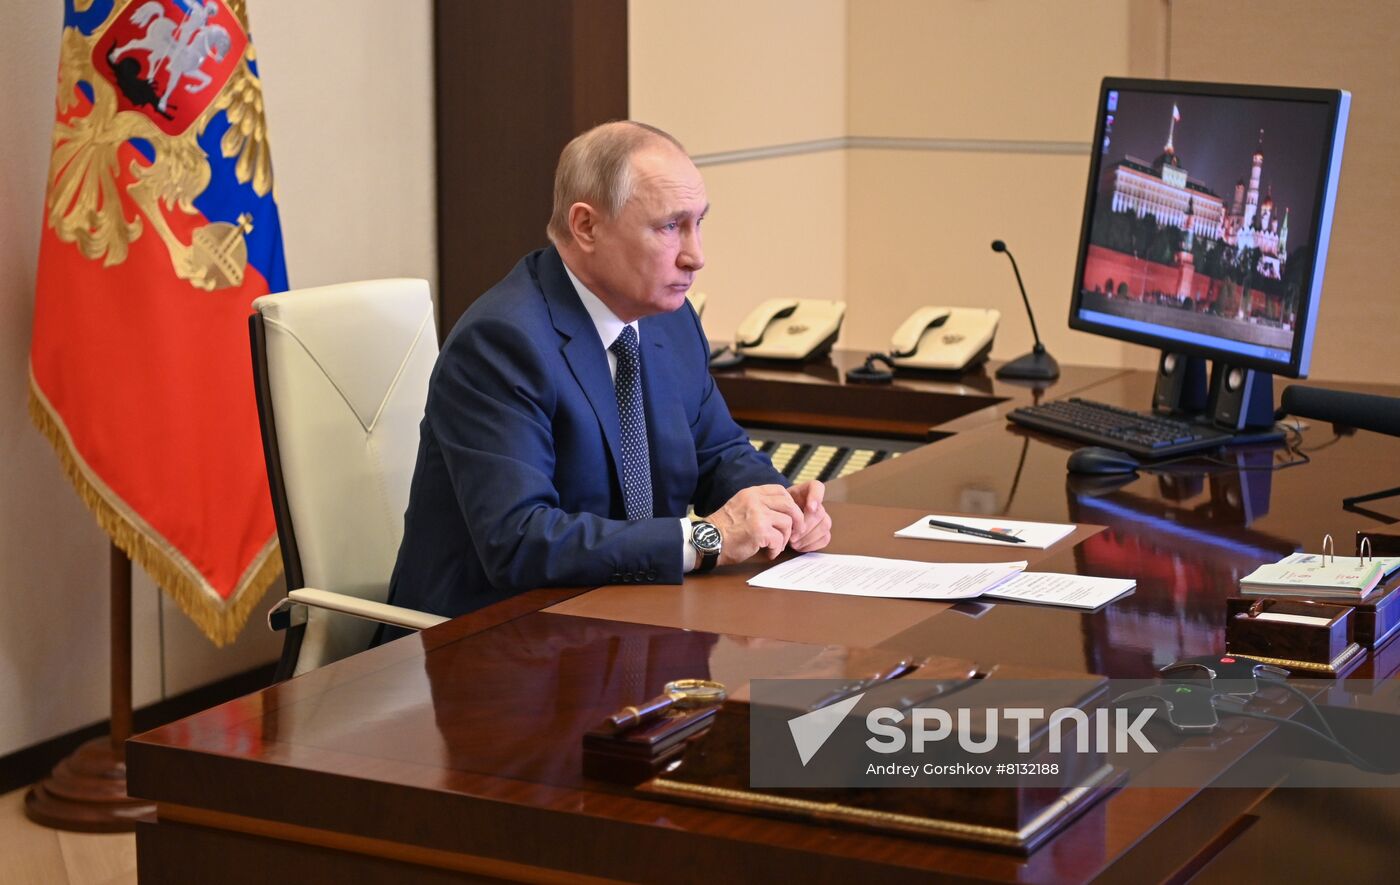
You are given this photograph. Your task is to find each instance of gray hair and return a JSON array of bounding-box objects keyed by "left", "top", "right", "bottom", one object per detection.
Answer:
[{"left": 546, "top": 121, "right": 686, "bottom": 244}]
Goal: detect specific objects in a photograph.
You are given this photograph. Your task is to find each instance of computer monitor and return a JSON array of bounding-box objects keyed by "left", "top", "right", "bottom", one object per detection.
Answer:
[{"left": 1068, "top": 78, "right": 1349, "bottom": 424}]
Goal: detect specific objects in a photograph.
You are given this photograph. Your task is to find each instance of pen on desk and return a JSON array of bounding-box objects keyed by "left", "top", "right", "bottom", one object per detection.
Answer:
[
  {"left": 604, "top": 678, "right": 727, "bottom": 734},
  {"left": 810, "top": 658, "right": 924, "bottom": 710},
  {"left": 926, "top": 518, "right": 1026, "bottom": 543}
]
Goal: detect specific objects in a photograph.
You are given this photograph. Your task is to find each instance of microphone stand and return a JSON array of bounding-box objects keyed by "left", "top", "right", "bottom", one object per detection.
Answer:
[{"left": 992, "top": 241, "right": 1060, "bottom": 381}]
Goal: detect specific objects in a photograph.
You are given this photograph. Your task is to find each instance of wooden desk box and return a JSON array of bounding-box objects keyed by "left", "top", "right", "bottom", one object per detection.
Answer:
[
  {"left": 582, "top": 707, "right": 717, "bottom": 784},
  {"left": 1226, "top": 597, "right": 1361, "bottom": 674},
  {"left": 1352, "top": 583, "right": 1400, "bottom": 648}
]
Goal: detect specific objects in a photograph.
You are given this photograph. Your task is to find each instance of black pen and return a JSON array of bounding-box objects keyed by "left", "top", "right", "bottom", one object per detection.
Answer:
[
  {"left": 927, "top": 518, "right": 1026, "bottom": 543},
  {"left": 810, "top": 659, "right": 924, "bottom": 710}
]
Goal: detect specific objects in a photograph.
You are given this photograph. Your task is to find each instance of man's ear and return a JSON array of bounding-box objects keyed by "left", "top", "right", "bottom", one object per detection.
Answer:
[{"left": 568, "top": 202, "right": 600, "bottom": 252}]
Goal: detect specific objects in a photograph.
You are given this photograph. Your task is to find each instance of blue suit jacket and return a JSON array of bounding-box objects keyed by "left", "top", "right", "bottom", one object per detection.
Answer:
[{"left": 386, "top": 246, "right": 785, "bottom": 619}]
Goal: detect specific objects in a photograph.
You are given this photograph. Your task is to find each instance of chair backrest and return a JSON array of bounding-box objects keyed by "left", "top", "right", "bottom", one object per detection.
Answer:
[{"left": 250, "top": 279, "right": 437, "bottom": 675}]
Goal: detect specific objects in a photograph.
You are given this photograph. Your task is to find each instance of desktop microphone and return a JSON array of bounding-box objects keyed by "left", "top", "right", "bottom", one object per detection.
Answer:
[
  {"left": 991, "top": 240, "right": 1060, "bottom": 380},
  {"left": 1279, "top": 385, "right": 1400, "bottom": 438}
]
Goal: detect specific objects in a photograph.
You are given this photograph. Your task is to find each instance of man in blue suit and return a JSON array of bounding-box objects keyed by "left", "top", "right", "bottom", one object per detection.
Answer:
[{"left": 387, "top": 121, "right": 832, "bottom": 619}]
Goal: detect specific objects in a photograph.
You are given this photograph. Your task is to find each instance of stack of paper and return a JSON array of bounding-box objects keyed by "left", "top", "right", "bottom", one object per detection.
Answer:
[
  {"left": 1279, "top": 551, "right": 1400, "bottom": 576},
  {"left": 748, "top": 553, "right": 1134, "bottom": 610},
  {"left": 984, "top": 572, "right": 1137, "bottom": 608},
  {"left": 1240, "top": 552, "right": 1400, "bottom": 601}
]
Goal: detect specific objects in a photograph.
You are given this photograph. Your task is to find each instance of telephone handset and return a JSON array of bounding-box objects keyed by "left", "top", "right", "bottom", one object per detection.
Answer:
[
  {"left": 735, "top": 298, "right": 799, "bottom": 347},
  {"left": 891, "top": 307, "right": 951, "bottom": 357},
  {"left": 734, "top": 298, "right": 846, "bottom": 361},
  {"left": 888, "top": 306, "right": 1000, "bottom": 372}
]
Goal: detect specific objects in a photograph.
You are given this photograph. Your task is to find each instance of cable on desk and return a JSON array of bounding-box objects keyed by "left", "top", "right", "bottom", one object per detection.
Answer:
[
  {"left": 1221, "top": 709, "right": 1388, "bottom": 773},
  {"left": 1164, "top": 421, "right": 1312, "bottom": 474},
  {"left": 1275, "top": 680, "right": 1339, "bottom": 744},
  {"left": 1300, "top": 431, "right": 1348, "bottom": 453}
]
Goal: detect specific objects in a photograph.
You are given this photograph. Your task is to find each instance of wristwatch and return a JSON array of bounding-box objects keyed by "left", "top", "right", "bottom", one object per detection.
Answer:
[{"left": 689, "top": 521, "right": 722, "bottom": 573}]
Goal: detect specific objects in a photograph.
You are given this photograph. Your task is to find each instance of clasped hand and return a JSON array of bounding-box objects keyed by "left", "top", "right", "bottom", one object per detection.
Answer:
[{"left": 707, "top": 480, "right": 832, "bottom": 566}]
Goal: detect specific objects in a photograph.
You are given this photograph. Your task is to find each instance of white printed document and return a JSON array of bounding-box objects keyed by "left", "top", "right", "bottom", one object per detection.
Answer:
[
  {"left": 748, "top": 554, "right": 1135, "bottom": 609},
  {"left": 895, "top": 514, "right": 1077, "bottom": 549},
  {"left": 746, "top": 553, "right": 1027, "bottom": 600},
  {"left": 985, "top": 572, "right": 1135, "bottom": 609}
]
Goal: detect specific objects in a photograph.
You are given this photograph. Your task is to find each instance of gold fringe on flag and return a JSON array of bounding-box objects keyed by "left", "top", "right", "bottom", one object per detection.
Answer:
[{"left": 28, "top": 369, "right": 281, "bottom": 647}]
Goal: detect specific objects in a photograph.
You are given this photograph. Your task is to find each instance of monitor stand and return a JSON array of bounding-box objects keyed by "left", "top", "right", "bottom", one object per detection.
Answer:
[{"left": 1152, "top": 351, "right": 1280, "bottom": 437}]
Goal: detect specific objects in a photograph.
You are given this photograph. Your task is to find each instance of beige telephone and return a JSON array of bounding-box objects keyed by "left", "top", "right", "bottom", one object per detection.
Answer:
[
  {"left": 889, "top": 306, "right": 1000, "bottom": 372},
  {"left": 734, "top": 298, "right": 846, "bottom": 361},
  {"left": 686, "top": 290, "right": 708, "bottom": 317}
]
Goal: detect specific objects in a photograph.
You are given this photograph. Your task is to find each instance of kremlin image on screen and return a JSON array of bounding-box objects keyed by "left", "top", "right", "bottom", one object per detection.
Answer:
[{"left": 1079, "top": 89, "right": 1332, "bottom": 354}]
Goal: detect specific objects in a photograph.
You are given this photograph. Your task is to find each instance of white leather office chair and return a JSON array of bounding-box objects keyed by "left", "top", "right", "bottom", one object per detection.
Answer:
[{"left": 250, "top": 279, "right": 447, "bottom": 679}]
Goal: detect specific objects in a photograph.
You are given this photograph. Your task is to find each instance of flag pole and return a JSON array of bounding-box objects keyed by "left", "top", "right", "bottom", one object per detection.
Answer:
[
  {"left": 24, "top": 544, "right": 155, "bottom": 832},
  {"left": 110, "top": 543, "right": 134, "bottom": 751}
]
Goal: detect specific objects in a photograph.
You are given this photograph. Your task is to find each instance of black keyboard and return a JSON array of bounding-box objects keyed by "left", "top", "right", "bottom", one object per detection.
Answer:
[{"left": 1007, "top": 397, "right": 1235, "bottom": 459}]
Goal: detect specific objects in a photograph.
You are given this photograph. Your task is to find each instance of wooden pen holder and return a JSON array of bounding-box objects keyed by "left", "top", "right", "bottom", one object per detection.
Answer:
[{"left": 582, "top": 706, "right": 718, "bottom": 785}]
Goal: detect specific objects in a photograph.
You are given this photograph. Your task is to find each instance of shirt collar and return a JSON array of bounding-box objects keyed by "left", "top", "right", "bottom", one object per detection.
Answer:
[{"left": 561, "top": 260, "right": 637, "bottom": 350}]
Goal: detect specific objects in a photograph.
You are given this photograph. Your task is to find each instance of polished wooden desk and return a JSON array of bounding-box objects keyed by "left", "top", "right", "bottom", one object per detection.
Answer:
[{"left": 128, "top": 366, "right": 1400, "bottom": 883}]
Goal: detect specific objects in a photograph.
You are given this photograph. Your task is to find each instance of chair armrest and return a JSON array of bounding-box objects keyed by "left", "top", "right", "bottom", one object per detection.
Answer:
[{"left": 285, "top": 587, "right": 449, "bottom": 631}]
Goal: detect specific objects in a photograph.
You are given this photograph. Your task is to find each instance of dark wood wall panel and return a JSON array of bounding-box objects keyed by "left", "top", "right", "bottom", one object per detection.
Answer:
[{"left": 434, "top": 0, "right": 629, "bottom": 340}]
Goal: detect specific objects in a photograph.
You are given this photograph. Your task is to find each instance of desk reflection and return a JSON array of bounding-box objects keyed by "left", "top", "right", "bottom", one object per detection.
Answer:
[
  {"left": 414, "top": 616, "right": 902, "bottom": 788},
  {"left": 422, "top": 615, "right": 716, "bottom": 786},
  {"left": 1070, "top": 451, "right": 1299, "bottom": 674}
]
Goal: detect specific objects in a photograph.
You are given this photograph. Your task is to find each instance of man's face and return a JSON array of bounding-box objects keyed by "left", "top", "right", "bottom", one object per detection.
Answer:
[{"left": 586, "top": 145, "right": 707, "bottom": 322}]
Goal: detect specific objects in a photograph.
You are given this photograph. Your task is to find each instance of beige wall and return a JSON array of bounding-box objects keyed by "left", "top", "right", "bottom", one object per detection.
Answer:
[
  {"left": 632, "top": 1, "right": 1166, "bottom": 365},
  {"left": 637, "top": 0, "right": 1395, "bottom": 385},
  {"left": 1169, "top": 0, "right": 1399, "bottom": 382},
  {"left": 845, "top": 0, "right": 1160, "bottom": 366},
  {"left": 256, "top": 2, "right": 437, "bottom": 293},
  {"left": 0, "top": 0, "right": 435, "bottom": 757},
  {"left": 0, "top": 0, "right": 130, "bottom": 759},
  {"left": 848, "top": 0, "right": 1134, "bottom": 142},
  {"left": 687, "top": 152, "right": 849, "bottom": 349},
  {"left": 845, "top": 149, "right": 1145, "bottom": 367},
  {"left": 630, "top": 0, "right": 849, "bottom": 349},
  {"left": 630, "top": 0, "right": 847, "bottom": 157}
]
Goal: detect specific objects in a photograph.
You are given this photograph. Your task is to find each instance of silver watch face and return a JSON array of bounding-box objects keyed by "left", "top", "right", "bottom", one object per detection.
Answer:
[{"left": 692, "top": 522, "right": 722, "bottom": 554}]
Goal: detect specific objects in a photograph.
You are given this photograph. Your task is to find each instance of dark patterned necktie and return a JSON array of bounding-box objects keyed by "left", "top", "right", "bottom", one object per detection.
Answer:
[{"left": 609, "top": 325, "right": 653, "bottom": 520}]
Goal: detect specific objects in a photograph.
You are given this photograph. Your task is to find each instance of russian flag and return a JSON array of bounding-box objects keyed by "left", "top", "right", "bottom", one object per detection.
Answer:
[{"left": 30, "top": 0, "right": 288, "bottom": 645}]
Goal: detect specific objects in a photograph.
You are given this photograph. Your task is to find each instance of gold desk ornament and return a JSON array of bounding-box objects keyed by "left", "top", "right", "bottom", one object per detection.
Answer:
[{"left": 608, "top": 678, "right": 727, "bottom": 734}]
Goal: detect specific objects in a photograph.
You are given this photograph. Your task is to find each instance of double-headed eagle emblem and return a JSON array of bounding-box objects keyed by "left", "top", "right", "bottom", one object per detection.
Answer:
[{"left": 47, "top": 0, "right": 270, "bottom": 291}]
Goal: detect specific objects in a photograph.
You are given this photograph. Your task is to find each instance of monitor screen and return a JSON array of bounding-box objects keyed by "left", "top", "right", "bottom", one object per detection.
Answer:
[{"left": 1069, "top": 79, "right": 1349, "bottom": 378}]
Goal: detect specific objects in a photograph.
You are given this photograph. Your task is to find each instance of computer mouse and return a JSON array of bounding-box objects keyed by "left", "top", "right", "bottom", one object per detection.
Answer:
[{"left": 1066, "top": 446, "right": 1141, "bottom": 475}]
